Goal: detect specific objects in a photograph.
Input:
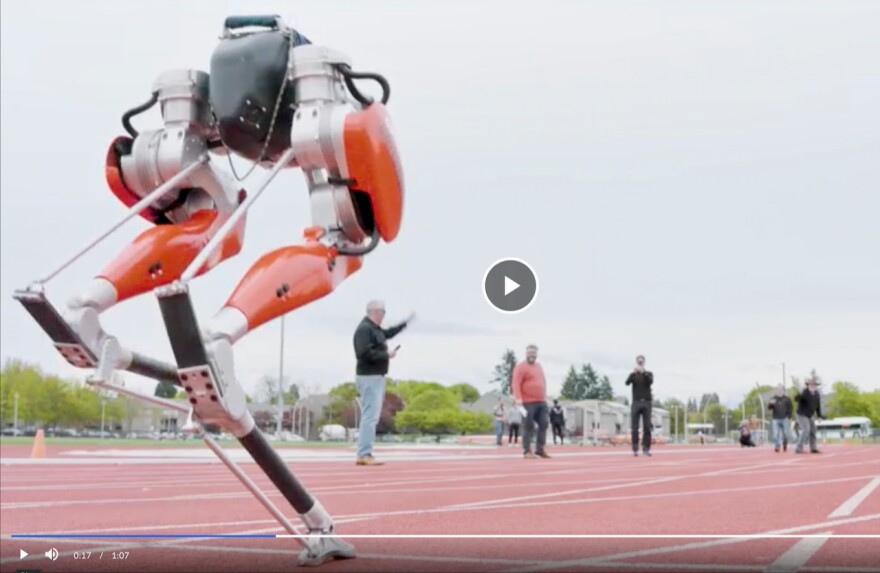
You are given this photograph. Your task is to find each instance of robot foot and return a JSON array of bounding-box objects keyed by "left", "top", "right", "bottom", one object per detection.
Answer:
[
  {"left": 298, "top": 533, "right": 356, "bottom": 567},
  {"left": 14, "top": 288, "right": 180, "bottom": 385},
  {"left": 13, "top": 288, "right": 100, "bottom": 368}
]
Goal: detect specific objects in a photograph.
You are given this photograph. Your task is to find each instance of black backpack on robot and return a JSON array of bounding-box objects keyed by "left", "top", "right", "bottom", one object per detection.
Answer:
[{"left": 209, "top": 17, "right": 309, "bottom": 162}]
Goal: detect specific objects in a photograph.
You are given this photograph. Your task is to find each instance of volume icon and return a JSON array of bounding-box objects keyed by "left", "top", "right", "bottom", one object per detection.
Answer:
[{"left": 45, "top": 547, "right": 59, "bottom": 561}]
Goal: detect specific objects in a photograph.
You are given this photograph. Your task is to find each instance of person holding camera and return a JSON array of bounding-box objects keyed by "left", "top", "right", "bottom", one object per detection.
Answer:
[
  {"left": 625, "top": 355, "right": 653, "bottom": 457},
  {"left": 352, "top": 299, "right": 414, "bottom": 466}
]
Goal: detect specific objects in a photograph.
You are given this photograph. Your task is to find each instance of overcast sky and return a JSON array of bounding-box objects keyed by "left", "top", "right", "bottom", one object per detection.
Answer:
[{"left": 2, "top": 0, "right": 878, "bottom": 407}]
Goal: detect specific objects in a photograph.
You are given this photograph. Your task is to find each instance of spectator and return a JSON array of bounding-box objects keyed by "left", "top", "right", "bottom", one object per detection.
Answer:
[
  {"left": 550, "top": 399, "right": 566, "bottom": 445},
  {"left": 739, "top": 420, "right": 756, "bottom": 447},
  {"left": 352, "top": 300, "right": 414, "bottom": 466},
  {"left": 625, "top": 355, "right": 654, "bottom": 457},
  {"left": 493, "top": 398, "right": 506, "bottom": 446},
  {"left": 506, "top": 402, "right": 522, "bottom": 445},
  {"left": 512, "top": 344, "right": 550, "bottom": 459},
  {"left": 794, "top": 379, "right": 824, "bottom": 454},
  {"left": 768, "top": 385, "right": 793, "bottom": 453}
]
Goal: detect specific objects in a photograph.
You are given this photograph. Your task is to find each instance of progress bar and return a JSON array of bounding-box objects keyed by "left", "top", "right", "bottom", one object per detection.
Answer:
[
  {"left": 11, "top": 534, "right": 880, "bottom": 539},
  {"left": 12, "top": 534, "right": 274, "bottom": 539}
]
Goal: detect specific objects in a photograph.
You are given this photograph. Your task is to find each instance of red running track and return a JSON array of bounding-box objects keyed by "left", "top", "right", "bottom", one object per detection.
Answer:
[{"left": 1, "top": 442, "right": 878, "bottom": 573}]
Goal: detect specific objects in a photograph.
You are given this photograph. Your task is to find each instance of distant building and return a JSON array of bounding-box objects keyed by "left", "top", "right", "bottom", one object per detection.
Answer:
[
  {"left": 461, "top": 389, "right": 506, "bottom": 416},
  {"left": 561, "top": 399, "right": 670, "bottom": 440},
  {"left": 248, "top": 396, "right": 331, "bottom": 439},
  {"left": 125, "top": 399, "right": 190, "bottom": 433},
  {"left": 121, "top": 395, "right": 332, "bottom": 438},
  {"left": 458, "top": 392, "right": 671, "bottom": 440},
  {"left": 295, "top": 394, "right": 331, "bottom": 440}
]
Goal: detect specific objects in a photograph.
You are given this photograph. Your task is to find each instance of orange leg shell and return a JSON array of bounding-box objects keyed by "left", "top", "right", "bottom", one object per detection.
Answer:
[
  {"left": 98, "top": 210, "right": 246, "bottom": 303},
  {"left": 224, "top": 241, "right": 363, "bottom": 333}
]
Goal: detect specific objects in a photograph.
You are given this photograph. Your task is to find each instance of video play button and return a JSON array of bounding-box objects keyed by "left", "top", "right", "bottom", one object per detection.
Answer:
[{"left": 483, "top": 258, "right": 539, "bottom": 314}]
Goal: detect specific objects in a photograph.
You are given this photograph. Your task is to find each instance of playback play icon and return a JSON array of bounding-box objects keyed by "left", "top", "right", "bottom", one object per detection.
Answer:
[{"left": 483, "top": 258, "right": 539, "bottom": 314}]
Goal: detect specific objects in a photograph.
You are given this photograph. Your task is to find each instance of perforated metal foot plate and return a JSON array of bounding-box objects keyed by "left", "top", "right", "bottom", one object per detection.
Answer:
[
  {"left": 55, "top": 342, "right": 97, "bottom": 368},
  {"left": 14, "top": 289, "right": 97, "bottom": 368},
  {"left": 177, "top": 365, "right": 230, "bottom": 422}
]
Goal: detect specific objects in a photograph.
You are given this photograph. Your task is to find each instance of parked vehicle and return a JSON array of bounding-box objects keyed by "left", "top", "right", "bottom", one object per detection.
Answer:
[{"left": 319, "top": 424, "right": 347, "bottom": 441}]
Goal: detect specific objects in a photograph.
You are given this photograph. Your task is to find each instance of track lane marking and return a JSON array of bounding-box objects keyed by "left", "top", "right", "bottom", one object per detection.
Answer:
[
  {"left": 499, "top": 514, "right": 880, "bottom": 573},
  {"left": 828, "top": 477, "right": 880, "bottom": 518},
  {"left": 765, "top": 532, "right": 832, "bottom": 572}
]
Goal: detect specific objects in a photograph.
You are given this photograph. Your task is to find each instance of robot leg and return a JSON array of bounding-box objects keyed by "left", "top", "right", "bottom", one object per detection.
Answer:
[
  {"left": 155, "top": 239, "right": 362, "bottom": 565},
  {"left": 18, "top": 209, "right": 246, "bottom": 380}
]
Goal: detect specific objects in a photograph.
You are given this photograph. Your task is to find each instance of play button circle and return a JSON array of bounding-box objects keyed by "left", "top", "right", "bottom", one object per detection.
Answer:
[{"left": 483, "top": 258, "right": 539, "bottom": 314}]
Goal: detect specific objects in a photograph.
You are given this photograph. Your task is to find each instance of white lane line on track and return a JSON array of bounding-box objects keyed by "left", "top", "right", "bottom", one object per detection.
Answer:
[
  {"left": 828, "top": 477, "right": 880, "bottom": 518},
  {"left": 499, "top": 514, "right": 880, "bottom": 573},
  {"left": 5, "top": 526, "right": 877, "bottom": 572},
  {"left": 0, "top": 455, "right": 841, "bottom": 496},
  {"left": 2, "top": 453, "right": 726, "bottom": 504},
  {"left": 107, "top": 542, "right": 880, "bottom": 572},
  {"left": 0, "top": 475, "right": 655, "bottom": 510},
  {"left": 446, "top": 459, "right": 808, "bottom": 510},
  {"left": 0, "top": 459, "right": 681, "bottom": 491},
  {"left": 0, "top": 474, "right": 647, "bottom": 494},
  {"left": 5, "top": 456, "right": 874, "bottom": 491},
  {"left": 0, "top": 445, "right": 760, "bottom": 466},
  {"left": 4, "top": 473, "right": 873, "bottom": 515},
  {"left": 0, "top": 516, "right": 372, "bottom": 539},
  {"left": 765, "top": 532, "right": 832, "bottom": 573},
  {"left": 447, "top": 476, "right": 683, "bottom": 509},
  {"left": 1, "top": 519, "right": 281, "bottom": 535},
  {"left": 327, "top": 475, "right": 878, "bottom": 524}
]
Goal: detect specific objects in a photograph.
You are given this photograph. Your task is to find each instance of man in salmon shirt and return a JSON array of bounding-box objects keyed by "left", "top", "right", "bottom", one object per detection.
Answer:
[{"left": 512, "top": 344, "right": 551, "bottom": 459}]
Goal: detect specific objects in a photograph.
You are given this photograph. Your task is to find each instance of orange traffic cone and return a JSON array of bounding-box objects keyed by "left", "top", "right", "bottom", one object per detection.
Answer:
[{"left": 30, "top": 429, "right": 46, "bottom": 459}]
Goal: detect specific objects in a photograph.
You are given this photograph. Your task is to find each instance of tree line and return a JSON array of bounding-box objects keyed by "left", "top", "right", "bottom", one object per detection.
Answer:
[
  {"left": 0, "top": 358, "right": 493, "bottom": 437},
  {"left": 321, "top": 379, "right": 491, "bottom": 435},
  {"left": 4, "top": 356, "right": 877, "bottom": 439},
  {"left": 660, "top": 370, "right": 880, "bottom": 436},
  {"left": 1, "top": 360, "right": 152, "bottom": 432}
]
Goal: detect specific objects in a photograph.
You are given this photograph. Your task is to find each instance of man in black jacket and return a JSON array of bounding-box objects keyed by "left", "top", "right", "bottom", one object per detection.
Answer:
[
  {"left": 550, "top": 399, "right": 566, "bottom": 445},
  {"left": 794, "top": 379, "right": 824, "bottom": 454},
  {"left": 768, "top": 385, "right": 793, "bottom": 453},
  {"left": 625, "top": 355, "right": 654, "bottom": 457},
  {"left": 352, "top": 300, "right": 414, "bottom": 466}
]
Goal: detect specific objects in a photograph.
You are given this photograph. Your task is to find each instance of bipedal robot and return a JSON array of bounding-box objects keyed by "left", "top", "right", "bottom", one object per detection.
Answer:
[{"left": 13, "top": 15, "right": 404, "bottom": 567}]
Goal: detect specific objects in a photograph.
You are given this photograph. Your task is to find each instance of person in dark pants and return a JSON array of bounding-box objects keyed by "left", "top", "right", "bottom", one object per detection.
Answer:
[
  {"left": 512, "top": 344, "right": 550, "bottom": 459},
  {"left": 506, "top": 405, "right": 522, "bottom": 445},
  {"left": 795, "top": 379, "right": 825, "bottom": 454},
  {"left": 739, "top": 420, "right": 756, "bottom": 447},
  {"left": 550, "top": 399, "right": 566, "bottom": 445},
  {"left": 625, "top": 355, "right": 653, "bottom": 457},
  {"left": 768, "top": 385, "right": 793, "bottom": 453}
]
